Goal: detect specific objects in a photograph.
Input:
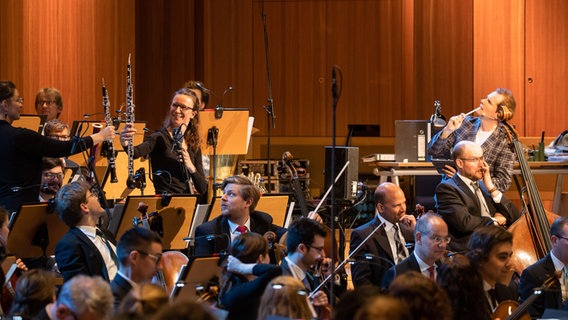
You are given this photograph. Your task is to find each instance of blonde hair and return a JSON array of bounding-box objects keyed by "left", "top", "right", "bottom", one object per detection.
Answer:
[{"left": 257, "top": 276, "right": 314, "bottom": 320}]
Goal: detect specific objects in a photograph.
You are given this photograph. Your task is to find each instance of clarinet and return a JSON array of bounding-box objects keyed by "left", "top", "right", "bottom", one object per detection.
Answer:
[
  {"left": 125, "top": 54, "right": 141, "bottom": 189},
  {"left": 102, "top": 79, "right": 118, "bottom": 183}
]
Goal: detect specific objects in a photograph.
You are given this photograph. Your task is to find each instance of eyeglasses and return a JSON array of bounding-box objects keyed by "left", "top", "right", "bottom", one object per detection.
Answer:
[
  {"left": 459, "top": 156, "right": 485, "bottom": 164},
  {"left": 271, "top": 283, "right": 308, "bottom": 296},
  {"left": 36, "top": 100, "right": 57, "bottom": 106},
  {"left": 48, "top": 134, "right": 71, "bottom": 141},
  {"left": 3, "top": 97, "right": 24, "bottom": 104},
  {"left": 137, "top": 250, "right": 162, "bottom": 265},
  {"left": 171, "top": 102, "right": 195, "bottom": 112},
  {"left": 428, "top": 235, "right": 452, "bottom": 244},
  {"left": 554, "top": 234, "right": 568, "bottom": 241},
  {"left": 306, "top": 244, "right": 325, "bottom": 254},
  {"left": 42, "top": 172, "right": 64, "bottom": 180}
]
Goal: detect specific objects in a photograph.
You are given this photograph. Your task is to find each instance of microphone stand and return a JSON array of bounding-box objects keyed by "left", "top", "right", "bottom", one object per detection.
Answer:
[{"left": 261, "top": 0, "right": 276, "bottom": 194}]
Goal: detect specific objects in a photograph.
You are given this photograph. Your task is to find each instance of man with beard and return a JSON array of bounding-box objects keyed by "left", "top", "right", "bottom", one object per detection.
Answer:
[
  {"left": 435, "top": 141, "right": 519, "bottom": 253},
  {"left": 39, "top": 157, "right": 65, "bottom": 202}
]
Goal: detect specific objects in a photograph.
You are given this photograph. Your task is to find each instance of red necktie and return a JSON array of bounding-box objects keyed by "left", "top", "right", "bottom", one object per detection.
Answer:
[
  {"left": 236, "top": 225, "right": 248, "bottom": 234},
  {"left": 427, "top": 265, "right": 435, "bottom": 281}
]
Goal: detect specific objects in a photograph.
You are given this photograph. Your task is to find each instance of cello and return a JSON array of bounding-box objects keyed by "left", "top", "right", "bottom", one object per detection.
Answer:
[{"left": 502, "top": 122, "right": 558, "bottom": 276}]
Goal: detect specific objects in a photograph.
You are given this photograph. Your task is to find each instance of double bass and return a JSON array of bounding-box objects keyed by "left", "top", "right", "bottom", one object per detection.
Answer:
[{"left": 503, "top": 122, "right": 558, "bottom": 276}]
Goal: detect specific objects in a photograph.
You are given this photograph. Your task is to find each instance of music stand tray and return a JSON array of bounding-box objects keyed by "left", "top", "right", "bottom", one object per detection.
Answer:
[
  {"left": 171, "top": 256, "right": 222, "bottom": 301},
  {"left": 7, "top": 203, "right": 68, "bottom": 258},
  {"left": 12, "top": 114, "right": 47, "bottom": 133},
  {"left": 115, "top": 195, "right": 198, "bottom": 249}
]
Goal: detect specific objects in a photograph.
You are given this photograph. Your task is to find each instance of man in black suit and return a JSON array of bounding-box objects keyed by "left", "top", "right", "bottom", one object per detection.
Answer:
[
  {"left": 349, "top": 182, "right": 417, "bottom": 288},
  {"left": 519, "top": 217, "right": 567, "bottom": 318},
  {"left": 281, "top": 218, "right": 331, "bottom": 309},
  {"left": 55, "top": 181, "right": 118, "bottom": 282},
  {"left": 194, "top": 175, "right": 287, "bottom": 255},
  {"left": 111, "top": 227, "right": 163, "bottom": 311},
  {"left": 435, "top": 141, "right": 518, "bottom": 252},
  {"left": 467, "top": 225, "right": 518, "bottom": 314},
  {"left": 382, "top": 212, "right": 449, "bottom": 288}
]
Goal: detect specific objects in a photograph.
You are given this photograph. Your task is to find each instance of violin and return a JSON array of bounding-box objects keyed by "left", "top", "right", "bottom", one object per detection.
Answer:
[
  {"left": 492, "top": 272, "right": 559, "bottom": 320},
  {"left": 153, "top": 250, "right": 189, "bottom": 296},
  {"left": 0, "top": 256, "right": 22, "bottom": 313}
]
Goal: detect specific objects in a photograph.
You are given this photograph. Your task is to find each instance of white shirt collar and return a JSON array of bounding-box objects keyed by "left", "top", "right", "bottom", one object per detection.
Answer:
[
  {"left": 414, "top": 252, "right": 434, "bottom": 273},
  {"left": 551, "top": 251, "right": 565, "bottom": 271},
  {"left": 227, "top": 218, "right": 251, "bottom": 235},
  {"left": 376, "top": 213, "right": 396, "bottom": 232}
]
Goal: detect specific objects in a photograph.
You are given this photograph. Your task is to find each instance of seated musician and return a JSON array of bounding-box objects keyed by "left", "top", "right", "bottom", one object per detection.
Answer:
[
  {"left": 227, "top": 218, "right": 334, "bottom": 312},
  {"left": 466, "top": 225, "right": 517, "bottom": 315},
  {"left": 382, "top": 212, "right": 449, "bottom": 288},
  {"left": 39, "top": 157, "right": 65, "bottom": 203},
  {"left": 219, "top": 233, "right": 281, "bottom": 319},
  {"left": 435, "top": 141, "right": 519, "bottom": 252},
  {"left": 519, "top": 216, "right": 568, "bottom": 318},
  {"left": 54, "top": 182, "right": 118, "bottom": 282},
  {"left": 349, "top": 182, "right": 416, "bottom": 288},
  {"left": 111, "top": 227, "right": 163, "bottom": 311},
  {"left": 194, "top": 175, "right": 287, "bottom": 256}
]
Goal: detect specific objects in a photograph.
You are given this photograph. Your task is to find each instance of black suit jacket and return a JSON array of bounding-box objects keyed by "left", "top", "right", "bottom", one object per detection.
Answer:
[
  {"left": 381, "top": 252, "right": 421, "bottom": 288},
  {"left": 55, "top": 227, "right": 116, "bottom": 282},
  {"left": 349, "top": 217, "right": 396, "bottom": 288},
  {"left": 110, "top": 272, "right": 133, "bottom": 311},
  {"left": 435, "top": 175, "right": 519, "bottom": 252},
  {"left": 519, "top": 253, "right": 562, "bottom": 318},
  {"left": 194, "top": 210, "right": 287, "bottom": 256}
]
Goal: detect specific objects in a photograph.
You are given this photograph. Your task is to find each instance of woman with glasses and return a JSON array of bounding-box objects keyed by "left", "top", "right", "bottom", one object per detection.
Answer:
[
  {"left": 119, "top": 87, "right": 207, "bottom": 198},
  {"left": 219, "top": 233, "right": 281, "bottom": 320},
  {"left": 0, "top": 80, "right": 115, "bottom": 214},
  {"left": 428, "top": 88, "right": 517, "bottom": 192}
]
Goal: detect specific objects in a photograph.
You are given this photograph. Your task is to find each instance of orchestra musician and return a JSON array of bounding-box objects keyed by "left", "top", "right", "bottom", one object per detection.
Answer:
[
  {"left": 34, "top": 87, "right": 64, "bottom": 122},
  {"left": 119, "top": 87, "right": 208, "bottom": 197},
  {"left": 519, "top": 217, "right": 568, "bottom": 318},
  {"left": 54, "top": 181, "right": 118, "bottom": 282},
  {"left": 111, "top": 227, "right": 163, "bottom": 312},
  {"left": 428, "top": 88, "right": 517, "bottom": 192},
  {"left": 38, "top": 158, "right": 65, "bottom": 203},
  {"left": 466, "top": 225, "right": 517, "bottom": 316},
  {"left": 382, "top": 212, "right": 449, "bottom": 288},
  {"left": 194, "top": 175, "right": 286, "bottom": 256},
  {"left": 435, "top": 141, "right": 519, "bottom": 253},
  {"left": 0, "top": 80, "right": 115, "bottom": 214},
  {"left": 349, "top": 182, "right": 416, "bottom": 288}
]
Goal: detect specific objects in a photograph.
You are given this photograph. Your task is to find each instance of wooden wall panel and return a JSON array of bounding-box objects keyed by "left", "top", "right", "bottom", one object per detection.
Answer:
[
  {"left": 413, "top": 0, "right": 474, "bottom": 122},
  {"left": 525, "top": 0, "right": 568, "bottom": 137},
  {"left": 473, "top": 0, "right": 525, "bottom": 135},
  {"left": 326, "top": 0, "right": 403, "bottom": 137},
  {"left": 135, "top": 0, "right": 198, "bottom": 130},
  {"left": 0, "top": 0, "right": 135, "bottom": 128},
  {"left": 203, "top": 0, "right": 253, "bottom": 114},
  {"left": 251, "top": 0, "right": 327, "bottom": 137}
]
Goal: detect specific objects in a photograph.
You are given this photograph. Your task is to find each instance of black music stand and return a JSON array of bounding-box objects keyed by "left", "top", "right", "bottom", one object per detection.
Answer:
[
  {"left": 114, "top": 195, "right": 198, "bottom": 250},
  {"left": 171, "top": 256, "right": 222, "bottom": 301},
  {"left": 7, "top": 203, "right": 68, "bottom": 265}
]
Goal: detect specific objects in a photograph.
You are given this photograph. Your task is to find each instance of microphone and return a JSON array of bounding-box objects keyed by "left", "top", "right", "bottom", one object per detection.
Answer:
[
  {"left": 83, "top": 112, "right": 105, "bottom": 118},
  {"left": 11, "top": 184, "right": 47, "bottom": 193},
  {"left": 215, "top": 85, "right": 234, "bottom": 119},
  {"left": 195, "top": 82, "right": 211, "bottom": 93}
]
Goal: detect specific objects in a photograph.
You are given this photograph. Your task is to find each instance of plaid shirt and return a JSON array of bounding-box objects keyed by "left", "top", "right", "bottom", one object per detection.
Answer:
[{"left": 428, "top": 116, "right": 515, "bottom": 192}]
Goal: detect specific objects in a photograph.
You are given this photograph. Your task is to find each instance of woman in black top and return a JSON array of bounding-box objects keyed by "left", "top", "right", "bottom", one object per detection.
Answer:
[
  {"left": 0, "top": 80, "right": 115, "bottom": 213},
  {"left": 119, "top": 88, "right": 207, "bottom": 197}
]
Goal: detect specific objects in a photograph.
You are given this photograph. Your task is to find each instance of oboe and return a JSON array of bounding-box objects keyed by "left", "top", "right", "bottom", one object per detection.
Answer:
[
  {"left": 125, "top": 54, "right": 143, "bottom": 189},
  {"left": 102, "top": 79, "right": 118, "bottom": 183}
]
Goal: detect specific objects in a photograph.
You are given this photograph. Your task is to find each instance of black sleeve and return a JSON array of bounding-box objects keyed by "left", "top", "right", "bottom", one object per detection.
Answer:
[{"left": 220, "top": 265, "right": 281, "bottom": 310}]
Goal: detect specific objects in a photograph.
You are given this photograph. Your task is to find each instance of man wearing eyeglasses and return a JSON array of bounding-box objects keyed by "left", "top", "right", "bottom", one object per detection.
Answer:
[
  {"left": 55, "top": 181, "right": 118, "bottom": 282},
  {"left": 35, "top": 87, "right": 64, "bottom": 122},
  {"left": 39, "top": 157, "right": 65, "bottom": 202},
  {"left": 111, "top": 227, "right": 163, "bottom": 311},
  {"left": 382, "top": 212, "right": 449, "bottom": 288},
  {"left": 435, "top": 141, "right": 518, "bottom": 253}
]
